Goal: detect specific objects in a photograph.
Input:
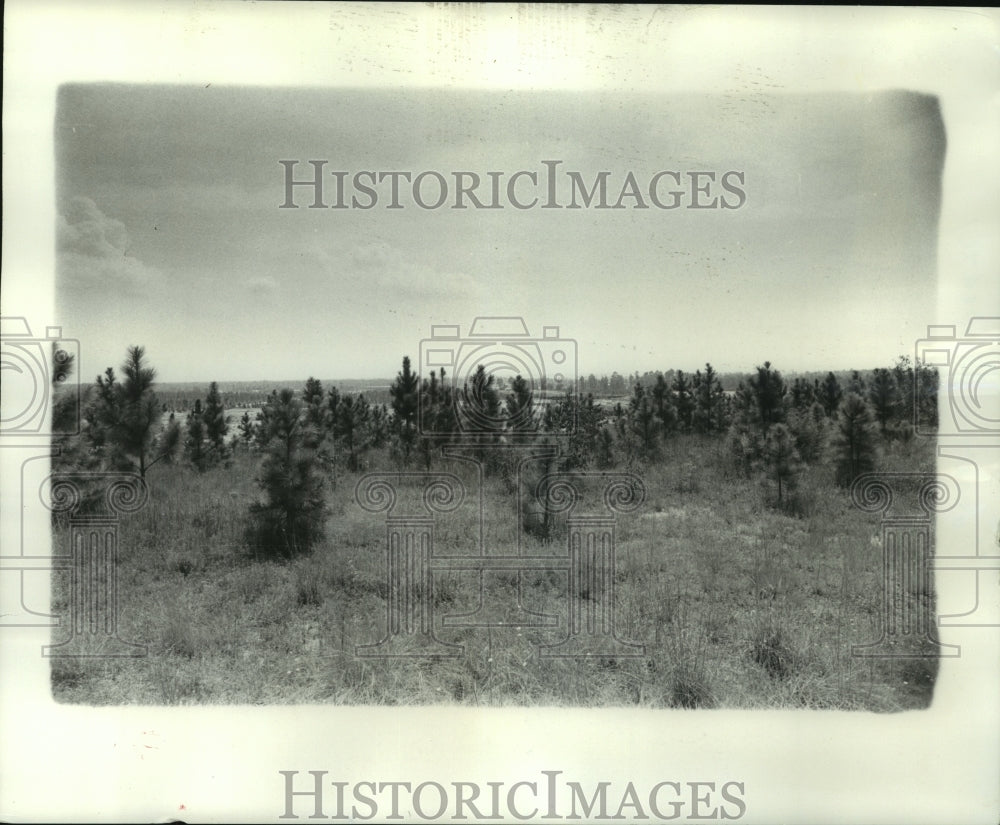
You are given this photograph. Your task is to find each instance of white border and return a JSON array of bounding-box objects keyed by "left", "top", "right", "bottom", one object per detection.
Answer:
[{"left": 2, "top": 4, "right": 998, "bottom": 823}]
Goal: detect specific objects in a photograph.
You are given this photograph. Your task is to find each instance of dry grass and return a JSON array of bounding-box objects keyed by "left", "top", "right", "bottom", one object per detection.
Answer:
[{"left": 50, "top": 434, "right": 939, "bottom": 710}]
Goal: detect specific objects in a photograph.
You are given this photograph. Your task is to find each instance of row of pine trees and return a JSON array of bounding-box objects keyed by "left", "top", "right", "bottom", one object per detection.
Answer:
[{"left": 51, "top": 345, "right": 937, "bottom": 557}]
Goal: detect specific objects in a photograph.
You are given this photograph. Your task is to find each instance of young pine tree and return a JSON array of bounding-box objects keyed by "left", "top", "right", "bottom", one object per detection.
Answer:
[
  {"left": 389, "top": 357, "right": 420, "bottom": 464},
  {"left": 185, "top": 399, "right": 207, "bottom": 470},
  {"left": 747, "top": 361, "right": 786, "bottom": 433},
  {"left": 334, "top": 394, "right": 371, "bottom": 472},
  {"left": 519, "top": 438, "right": 563, "bottom": 542},
  {"left": 506, "top": 374, "right": 535, "bottom": 434},
  {"left": 568, "top": 393, "right": 603, "bottom": 470},
  {"left": 202, "top": 381, "right": 229, "bottom": 462},
  {"left": 651, "top": 373, "right": 678, "bottom": 435},
  {"left": 762, "top": 423, "right": 803, "bottom": 506},
  {"left": 461, "top": 365, "right": 503, "bottom": 472},
  {"left": 302, "top": 377, "right": 326, "bottom": 430},
  {"left": 254, "top": 390, "right": 279, "bottom": 450},
  {"left": 625, "top": 382, "right": 662, "bottom": 464},
  {"left": 87, "top": 368, "right": 116, "bottom": 451},
  {"left": 692, "top": 363, "right": 727, "bottom": 433},
  {"left": 238, "top": 411, "right": 256, "bottom": 447},
  {"left": 867, "top": 368, "right": 899, "bottom": 436},
  {"left": 461, "top": 365, "right": 502, "bottom": 436},
  {"left": 415, "top": 371, "right": 442, "bottom": 470},
  {"left": 892, "top": 356, "right": 916, "bottom": 429},
  {"left": 369, "top": 404, "right": 390, "bottom": 449},
  {"left": 726, "top": 380, "right": 761, "bottom": 476},
  {"left": 90, "top": 347, "right": 161, "bottom": 477},
  {"left": 118, "top": 346, "right": 161, "bottom": 479},
  {"left": 50, "top": 350, "right": 106, "bottom": 507},
  {"left": 787, "top": 401, "right": 826, "bottom": 464},
  {"left": 159, "top": 413, "right": 182, "bottom": 464},
  {"left": 790, "top": 377, "right": 816, "bottom": 411},
  {"left": 847, "top": 370, "right": 867, "bottom": 397},
  {"left": 595, "top": 425, "right": 616, "bottom": 470},
  {"left": 915, "top": 361, "right": 939, "bottom": 431},
  {"left": 832, "top": 393, "right": 879, "bottom": 488},
  {"left": 248, "top": 388, "right": 327, "bottom": 558},
  {"left": 819, "top": 372, "right": 843, "bottom": 418},
  {"left": 50, "top": 343, "right": 78, "bottom": 437},
  {"left": 672, "top": 370, "right": 695, "bottom": 432}
]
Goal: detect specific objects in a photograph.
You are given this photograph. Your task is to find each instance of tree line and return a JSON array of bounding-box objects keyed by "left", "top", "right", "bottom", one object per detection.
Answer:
[{"left": 51, "top": 346, "right": 937, "bottom": 557}]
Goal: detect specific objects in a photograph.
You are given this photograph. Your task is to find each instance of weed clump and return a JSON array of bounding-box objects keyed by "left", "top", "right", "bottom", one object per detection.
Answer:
[
  {"left": 749, "top": 617, "right": 795, "bottom": 680},
  {"left": 668, "top": 661, "right": 715, "bottom": 708},
  {"left": 159, "top": 607, "right": 206, "bottom": 659}
]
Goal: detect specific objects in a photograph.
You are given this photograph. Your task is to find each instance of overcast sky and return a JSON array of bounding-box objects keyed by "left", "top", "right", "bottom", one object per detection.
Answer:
[{"left": 55, "top": 86, "right": 944, "bottom": 383}]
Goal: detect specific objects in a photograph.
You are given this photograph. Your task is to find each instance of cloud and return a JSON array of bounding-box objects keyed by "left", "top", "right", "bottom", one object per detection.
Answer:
[
  {"left": 332, "top": 241, "right": 479, "bottom": 299},
  {"left": 57, "top": 197, "right": 159, "bottom": 293},
  {"left": 244, "top": 275, "right": 279, "bottom": 294}
]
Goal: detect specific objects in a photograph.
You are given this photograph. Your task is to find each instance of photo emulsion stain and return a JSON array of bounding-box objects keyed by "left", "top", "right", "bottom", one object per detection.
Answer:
[{"left": 47, "top": 86, "right": 949, "bottom": 709}]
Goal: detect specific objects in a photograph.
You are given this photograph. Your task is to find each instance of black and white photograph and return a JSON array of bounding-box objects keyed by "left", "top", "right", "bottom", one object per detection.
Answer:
[
  {"left": 2, "top": 4, "right": 998, "bottom": 823},
  {"left": 46, "top": 83, "right": 949, "bottom": 708}
]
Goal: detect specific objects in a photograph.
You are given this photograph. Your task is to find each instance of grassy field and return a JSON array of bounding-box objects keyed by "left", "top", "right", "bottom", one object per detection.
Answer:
[{"left": 50, "top": 433, "right": 941, "bottom": 710}]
